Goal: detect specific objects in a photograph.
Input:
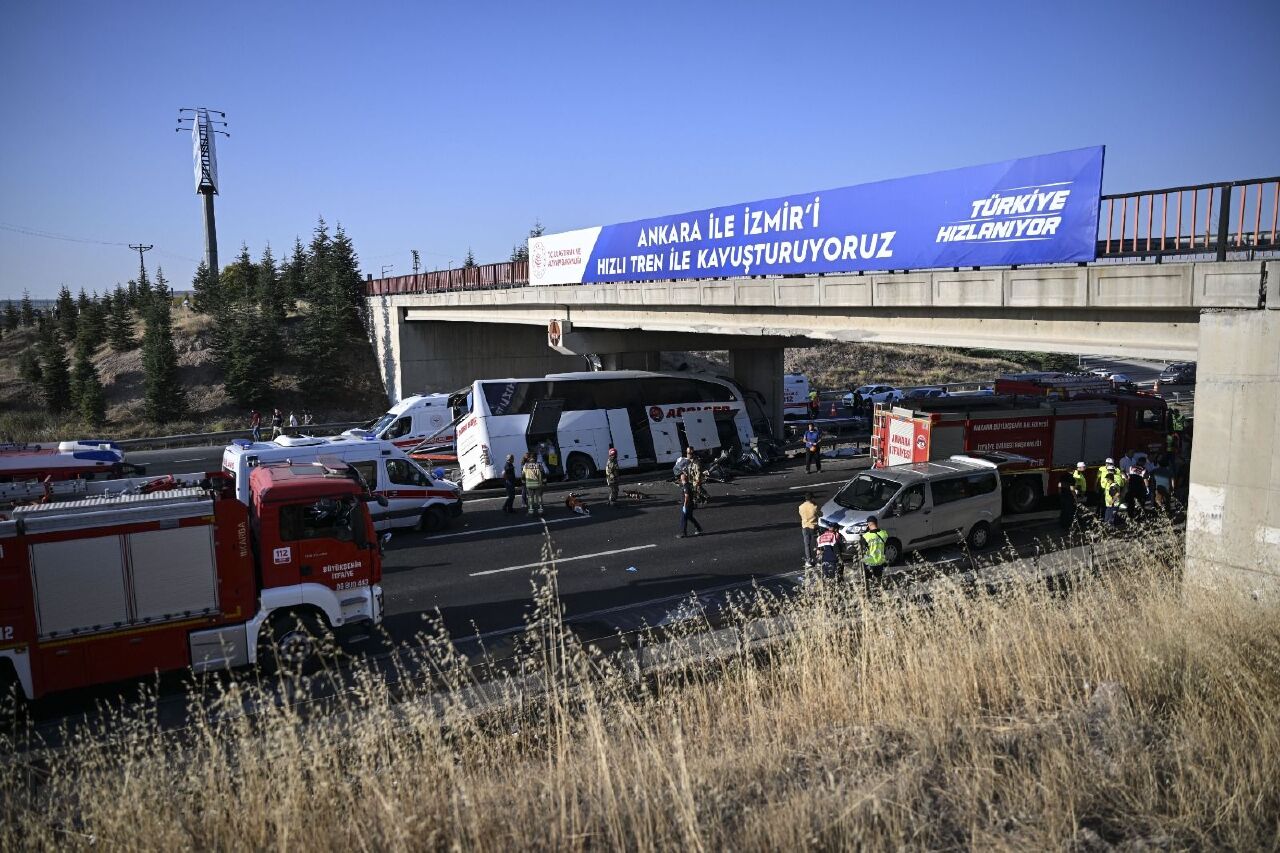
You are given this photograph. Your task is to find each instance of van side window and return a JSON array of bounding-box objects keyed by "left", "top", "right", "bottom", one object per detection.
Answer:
[
  {"left": 386, "top": 459, "right": 430, "bottom": 487},
  {"left": 387, "top": 416, "right": 412, "bottom": 439},
  {"left": 931, "top": 477, "right": 969, "bottom": 506},
  {"left": 965, "top": 472, "right": 998, "bottom": 496},
  {"left": 897, "top": 484, "right": 926, "bottom": 515},
  {"left": 349, "top": 461, "right": 378, "bottom": 490}
]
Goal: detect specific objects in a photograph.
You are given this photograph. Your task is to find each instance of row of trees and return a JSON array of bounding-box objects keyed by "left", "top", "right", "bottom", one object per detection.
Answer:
[{"left": 9, "top": 267, "right": 184, "bottom": 426}]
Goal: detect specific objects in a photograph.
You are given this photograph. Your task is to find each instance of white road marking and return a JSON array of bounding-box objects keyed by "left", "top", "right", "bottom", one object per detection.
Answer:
[
  {"left": 788, "top": 479, "right": 849, "bottom": 490},
  {"left": 471, "top": 544, "right": 658, "bottom": 577},
  {"left": 428, "top": 515, "right": 590, "bottom": 541},
  {"left": 169, "top": 457, "right": 214, "bottom": 464}
]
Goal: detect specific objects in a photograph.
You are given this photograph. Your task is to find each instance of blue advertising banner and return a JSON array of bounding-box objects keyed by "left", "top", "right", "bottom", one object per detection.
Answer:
[{"left": 528, "top": 146, "right": 1104, "bottom": 285}]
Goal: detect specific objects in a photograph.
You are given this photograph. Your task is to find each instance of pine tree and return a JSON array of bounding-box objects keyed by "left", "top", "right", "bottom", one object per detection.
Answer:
[
  {"left": 18, "top": 349, "right": 42, "bottom": 386},
  {"left": 71, "top": 327, "right": 106, "bottom": 426},
  {"left": 3, "top": 300, "right": 18, "bottom": 331},
  {"left": 107, "top": 284, "right": 136, "bottom": 351},
  {"left": 126, "top": 279, "right": 139, "bottom": 308},
  {"left": 20, "top": 290, "right": 35, "bottom": 327},
  {"left": 154, "top": 267, "right": 172, "bottom": 304},
  {"left": 140, "top": 298, "right": 186, "bottom": 422},
  {"left": 464, "top": 248, "right": 477, "bottom": 268},
  {"left": 330, "top": 223, "right": 367, "bottom": 331},
  {"left": 136, "top": 268, "right": 154, "bottom": 314},
  {"left": 283, "top": 237, "right": 307, "bottom": 306},
  {"left": 510, "top": 219, "right": 545, "bottom": 262},
  {"left": 191, "top": 260, "right": 218, "bottom": 313},
  {"left": 55, "top": 285, "right": 77, "bottom": 341},
  {"left": 37, "top": 322, "right": 71, "bottom": 414},
  {"left": 80, "top": 290, "right": 106, "bottom": 348},
  {"left": 76, "top": 287, "right": 91, "bottom": 319}
]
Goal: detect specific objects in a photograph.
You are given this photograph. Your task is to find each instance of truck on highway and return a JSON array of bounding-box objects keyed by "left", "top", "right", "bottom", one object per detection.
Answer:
[
  {"left": 0, "top": 459, "right": 384, "bottom": 700},
  {"left": 221, "top": 435, "right": 463, "bottom": 532},
  {"left": 0, "top": 440, "right": 143, "bottom": 482},
  {"left": 449, "top": 370, "right": 766, "bottom": 490},
  {"left": 871, "top": 380, "right": 1168, "bottom": 513}
]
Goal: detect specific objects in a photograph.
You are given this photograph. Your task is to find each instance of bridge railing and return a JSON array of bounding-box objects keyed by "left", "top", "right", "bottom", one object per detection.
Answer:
[
  {"left": 364, "top": 177, "right": 1279, "bottom": 297},
  {"left": 1098, "top": 176, "right": 1279, "bottom": 261}
]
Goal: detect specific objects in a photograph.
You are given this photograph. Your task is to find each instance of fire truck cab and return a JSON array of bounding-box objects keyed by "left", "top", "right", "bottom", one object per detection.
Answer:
[{"left": 0, "top": 460, "right": 383, "bottom": 701}]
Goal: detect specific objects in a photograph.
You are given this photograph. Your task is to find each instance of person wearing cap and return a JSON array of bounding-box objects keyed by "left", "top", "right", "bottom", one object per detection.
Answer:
[
  {"left": 1096, "top": 458, "right": 1116, "bottom": 518},
  {"left": 605, "top": 446, "right": 620, "bottom": 505},
  {"left": 816, "top": 519, "right": 844, "bottom": 580},
  {"left": 861, "top": 515, "right": 890, "bottom": 583},
  {"left": 501, "top": 453, "right": 518, "bottom": 514},
  {"left": 1071, "top": 461, "right": 1090, "bottom": 525}
]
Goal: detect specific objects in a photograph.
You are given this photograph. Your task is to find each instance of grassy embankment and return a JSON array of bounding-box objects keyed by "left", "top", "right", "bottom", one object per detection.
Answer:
[
  {"left": 0, "top": 309, "right": 387, "bottom": 442},
  {"left": 4, "top": 526, "right": 1277, "bottom": 850}
]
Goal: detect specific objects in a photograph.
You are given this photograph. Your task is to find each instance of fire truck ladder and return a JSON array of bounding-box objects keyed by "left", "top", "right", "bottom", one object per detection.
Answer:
[
  {"left": 0, "top": 478, "right": 90, "bottom": 506},
  {"left": 869, "top": 406, "right": 889, "bottom": 465}
]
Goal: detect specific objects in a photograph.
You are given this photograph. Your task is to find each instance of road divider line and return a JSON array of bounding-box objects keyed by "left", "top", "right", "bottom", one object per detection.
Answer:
[
  {"left": 471, "top": 544, "right": 658, "bottom": 577},
  {"left": 429, "top": 515, "right": 590, "bottom": 541}
]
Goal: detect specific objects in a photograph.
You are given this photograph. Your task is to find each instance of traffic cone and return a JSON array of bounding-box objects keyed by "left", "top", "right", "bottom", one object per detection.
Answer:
[{"left": 829, "top": 401, "right": 837, "bottom": 417}]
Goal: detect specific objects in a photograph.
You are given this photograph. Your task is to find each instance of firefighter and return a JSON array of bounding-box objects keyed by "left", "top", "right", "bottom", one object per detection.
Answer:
[
  {"left": 1071, "top": 461, "right": 1090, "bottom": 524},
  {"left": 808, "top": 389, "right": 820, "bottom": 418},
  {"left": 1095, "top": 458, "right": 1115, "bottom": 517},
  {"left": 522, "top": 453, "right": 545, "bottom": 516},
  {"left": 861, "top": 515, "right": 889, "bottom": 584},
  {"left": 816, "top": 519, "right": 844, "bottom": 580},
  {"left": 605, "top": 447, "right": 620, "bottom": 505}
]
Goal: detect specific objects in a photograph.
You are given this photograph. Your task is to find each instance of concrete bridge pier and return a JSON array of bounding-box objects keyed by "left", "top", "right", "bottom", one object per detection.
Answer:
[
  {"left": 730, "top": 347, "right": 785, "bottom": 435},
  {"left": 600, "top": 351, "right": 661, "bottom": 371},
  {"left": 1185, "top": 299, "right": 1280, "bottom": 596}
]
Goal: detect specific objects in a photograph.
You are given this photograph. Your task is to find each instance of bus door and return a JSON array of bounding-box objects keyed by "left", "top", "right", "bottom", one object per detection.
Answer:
[
  {"left": 607, "top": 408, "right": 639, "bottom": 469},
  {"left": 682, "top": 411, "right": 721, "bottom": 452},
  {"left": 526, "top": 399, "right": 564, "bottom": 455},
  {"left": 650, "top": 410, "right": 682, "bottom": 463}
]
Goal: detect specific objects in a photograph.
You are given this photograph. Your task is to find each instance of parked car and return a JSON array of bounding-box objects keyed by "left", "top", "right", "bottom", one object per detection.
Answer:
[
  {"left": 1157, "top": 362, "right": 1196, "bottom": 385},
  {"left": 901, "top": 386, "right": 948, "bottom": 402},
  {"left": 821, "top": 455, "right": 1002, "bottom": 565},
  {"left": 843, "top": 385, "right": 903, "bottom": 408},
  {"left": 1108, "top": 373, "right": 1134, "bottom": 389}
]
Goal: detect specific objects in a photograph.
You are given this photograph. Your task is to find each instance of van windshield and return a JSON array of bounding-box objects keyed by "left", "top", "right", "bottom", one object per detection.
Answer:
[{"left": 833, "top": 474, "right": 900, "bottom": 512}]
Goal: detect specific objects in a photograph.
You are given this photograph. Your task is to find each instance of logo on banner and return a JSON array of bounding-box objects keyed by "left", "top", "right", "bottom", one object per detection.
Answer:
[
  {"left": 648, "top": 406, "right": 664, "bottom": 422},
  {"left": 273, "top": 546, "right": 292, "bottom": 565},
  {"left": 916, "top": 435, "right": 927, "bottom": 450},
  {"left": 547, "top": 319, "right": 562, "bottom": 347},
  {"left": 531, "top": 241, "right": 546, "bottom": 280}
]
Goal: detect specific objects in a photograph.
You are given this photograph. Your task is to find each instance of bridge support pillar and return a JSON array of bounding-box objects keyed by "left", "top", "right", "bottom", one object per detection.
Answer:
[
  {"left": 1185, "top": 307, "right": 1280, "bottom": 597},
  {"left": 601, "top": 351, "right": 661, "bottom": 371},
  {"left": 730, "top": 347, "right": 784, "bottom": 438}
]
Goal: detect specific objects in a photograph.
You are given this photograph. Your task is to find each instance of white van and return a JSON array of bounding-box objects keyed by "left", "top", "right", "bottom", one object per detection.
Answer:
[
  {"left": 820, "top": 455, "right": 1001, "bottom": 564},
  {"left": 783, "top": 374, "right": 810, "bottom": 420},
  {"left": 343, "top": 393, "right": 456, "bottom": 449},
  {"left": 222, "top": 436, "right": 463, "bottom": 532}
]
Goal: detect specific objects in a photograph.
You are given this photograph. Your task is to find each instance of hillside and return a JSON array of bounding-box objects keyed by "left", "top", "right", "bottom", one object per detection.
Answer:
[{"left": 0, "top": 310, "right": 389, "bottom": 442}]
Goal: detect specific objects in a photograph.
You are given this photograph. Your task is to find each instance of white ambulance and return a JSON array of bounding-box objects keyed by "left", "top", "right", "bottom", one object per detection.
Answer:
[
  {"left": 343, "top": 393, "right": 456, "bottom": 450},
  {"left": 221, "top": 435, "right": 463, "bottom": 532},
  {"left": 783, "top": 374, "right": 811, "bottom": 420}
]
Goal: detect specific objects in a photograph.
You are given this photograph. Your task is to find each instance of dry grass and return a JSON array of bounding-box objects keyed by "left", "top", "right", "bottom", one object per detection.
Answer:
[{"left": 3, "top": 534, "right": 1278, "bottom": 851}]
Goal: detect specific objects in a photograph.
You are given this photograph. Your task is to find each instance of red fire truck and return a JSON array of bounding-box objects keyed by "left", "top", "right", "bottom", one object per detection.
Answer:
[
  {"left": 0, "top": 459, "right": 384, "bottom": 700},
  {"left": 0, "top": 440, "right": 142, "bottom": 483},
  {"left": 871, "top": 375, "right": 1169, "bottom": 513}
]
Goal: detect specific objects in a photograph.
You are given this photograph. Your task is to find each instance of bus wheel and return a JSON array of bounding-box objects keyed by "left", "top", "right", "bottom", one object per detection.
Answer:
[
  {"left": 1006, "top": 479, "right": 1041, "bottom": 514},
  {"left": 418, "top": 506, "right": 447, "bottom": 533},
  {"left": 566, "top": 453, "right": 596, "bottom": 482}
]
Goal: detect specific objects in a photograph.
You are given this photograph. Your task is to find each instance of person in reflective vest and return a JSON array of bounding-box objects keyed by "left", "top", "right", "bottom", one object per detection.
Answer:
[
  {"left": 816, "top": 520, "right": 844, "bottom": 580},
  {"left": 1071, "top": 461, "right": 1090, "bottom": 525},
  {"left": 861, "top": 515, "right": 889, "bottom": 581},
  {"left": 522, "top": 454, "right": 545, "bottom": 516}
]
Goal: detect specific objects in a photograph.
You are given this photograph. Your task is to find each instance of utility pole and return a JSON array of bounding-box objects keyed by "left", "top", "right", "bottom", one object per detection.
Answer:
[
  {"left": 176, "top": 108, "right": 229, "bottom": 279},
  {"left": 411, "top": 250, "right": 421, "bottom": 276},
  {"left": 380, "top": 264, "right": 395, "bottom": 279},
  {"left": 128, "top": 243, "right": 153, "bottom": 282}
]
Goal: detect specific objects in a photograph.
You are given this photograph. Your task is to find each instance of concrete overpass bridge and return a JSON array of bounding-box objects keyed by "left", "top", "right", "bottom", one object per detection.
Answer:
[{"left": 362, "top": 175, "right": 1280, "bottom": 597}]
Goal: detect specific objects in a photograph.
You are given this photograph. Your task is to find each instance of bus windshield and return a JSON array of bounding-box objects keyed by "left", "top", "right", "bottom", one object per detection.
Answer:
[{"left": 833, "top": 474, "right": 900, "bottom": 512}]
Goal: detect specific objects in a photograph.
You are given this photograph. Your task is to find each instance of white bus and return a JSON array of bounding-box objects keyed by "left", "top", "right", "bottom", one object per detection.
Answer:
[{"left": 450, "top": 370, "right": 768, "bottom": 491}]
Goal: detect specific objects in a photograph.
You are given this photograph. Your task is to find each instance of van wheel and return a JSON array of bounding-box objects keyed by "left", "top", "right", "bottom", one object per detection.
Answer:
[
  {"left": 884, "top": 538, "right": 903, "bottom": 565},
  {"left": 566, "top": 453, "right": 596, "bottom": 482},
  {"left": 258, "top": 610, "right": 329, "bottom": 675},
  {"left": 967, "top": 521, "right": 992, "bottom": 550},
  {"left": 418, "top": 505, "right": 447, "bottom": 533},
  {"left": 1006, "top": 479, "right": 1041, "bottom": 514}
]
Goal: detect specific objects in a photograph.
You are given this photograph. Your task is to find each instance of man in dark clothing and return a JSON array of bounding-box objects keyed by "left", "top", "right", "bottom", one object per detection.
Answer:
[
  {"left": 816, "top": 520, "right": 844, "bottom": 580},
  {"left": 605, "top": 447, "right": 620, "bottom": 505},
  {"left": 803, "top": 422, "right": 822, "bottom": 474},
  {"left": 501, "top": 454, "right": 518, "bottom": 513},
  {"left": 1126, "top": 464, "right": 1148, "bottom": 522},
  {"left": 1057, "top": 476, "right": 1076, "bottom": 532},
  {"left": 676, "top": 472, "right": 703, "bottom": 538}
]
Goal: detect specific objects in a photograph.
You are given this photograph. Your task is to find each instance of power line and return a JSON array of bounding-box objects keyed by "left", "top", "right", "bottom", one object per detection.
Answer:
[{"left": 0, "top": 222, "right": 199, "bottom": 263}]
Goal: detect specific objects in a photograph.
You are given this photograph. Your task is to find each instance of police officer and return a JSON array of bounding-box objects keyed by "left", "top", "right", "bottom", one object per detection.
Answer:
[
  {"left": 816, "top": 519, "right": 844, "bottom": 580},
  {"left": 861, "top": 515, "right": 889, "bottom": 584},
  {"left": 803, "top": 422, "right": 822, "bottom": 474}
]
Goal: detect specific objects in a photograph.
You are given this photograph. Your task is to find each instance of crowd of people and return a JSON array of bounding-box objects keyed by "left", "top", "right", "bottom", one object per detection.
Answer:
[{"left": 249, "top": 408, "right": 316, "bottom": 442}]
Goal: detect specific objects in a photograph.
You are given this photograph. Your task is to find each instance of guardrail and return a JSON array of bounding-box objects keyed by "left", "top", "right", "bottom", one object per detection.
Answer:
[
  {"left": 114, "top": 421, "right": 366, "bottom": 452},
  {"left": 363, "top": 176, "right": 1278, "bottom": 298}
]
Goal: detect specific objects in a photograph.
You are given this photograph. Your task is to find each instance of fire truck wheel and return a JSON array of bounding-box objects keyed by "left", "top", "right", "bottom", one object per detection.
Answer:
[
  {"left": 259, "top": 610, "right": 329, "bottom": 675},
  {"left": 966, "top": 521, "right": 992, "bottom": 551},
  {"left": 566, "top": 453, "right": 597, "bottom": 482},
  {"left": 1006, "top": 479, "right": 1041, "bottom": 515},
  {"left": 418, "top": 506, "right": 448, "bottom": 533},
  {"left": 884, "top": 538, "right": 903, "bottom": 566}
]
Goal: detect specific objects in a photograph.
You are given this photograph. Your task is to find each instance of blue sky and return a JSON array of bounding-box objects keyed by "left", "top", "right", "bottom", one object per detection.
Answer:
[{"left": 2, "top": 0, "right": 1277, "bottom": 299}]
